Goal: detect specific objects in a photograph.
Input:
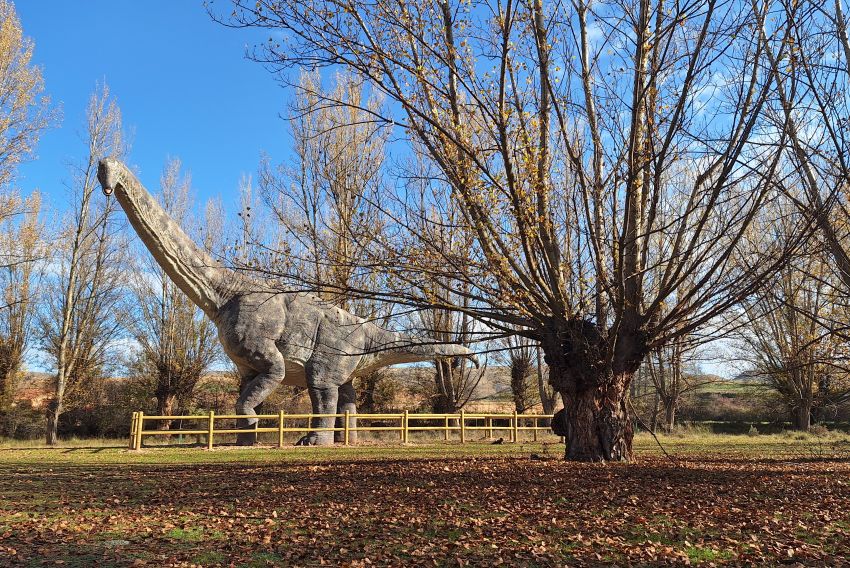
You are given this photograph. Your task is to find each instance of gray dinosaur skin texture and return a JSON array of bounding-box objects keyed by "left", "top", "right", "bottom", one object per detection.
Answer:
[{"left": 97, "top": 157, "right": 479, "bottom": 446}]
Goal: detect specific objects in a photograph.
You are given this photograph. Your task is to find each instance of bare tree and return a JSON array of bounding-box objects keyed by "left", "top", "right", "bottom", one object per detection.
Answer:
[
  {"left": 125, "top": 159, "right": 221, "bottom": 425},
  {"left": 734, "top": 252, "right": 850, "bottom": 430},
  {"left": 739, "top": 1, "right": 850, "bottom": 428},
  {"left": 409, "top": 179, "right": 488, "bottom": 413},
  {"left": 258, "top": 72, "right": 391, "bottom": 439},
  {"left": 420, "top": 303, "right": 486, "bottom": 413},
  {"left": 0, "top": 0, "right": 53, "bottom": 411},
  {"left": 749, "top": 0, "right": 850, "bottom": 298},
  {"left": 0, "top": 191, "right": 41, "bottom": 409},
  {"left": 259, "top": 71, "right": 386, "bottom": 301},
  {"left": 497, "top": 334, "right": 538, "bottom": 413},
  {"left": 644, "top": 339, "right": 712, "bottom": 433},
  {"left": 218, "top": 0, "right": 796, "bottom": 461},
  {"left": 41, "top": 85, "right": 125, "bottom": 444},
  {"left": 0, "top": 0, "right": 54, "bottom": 190}
]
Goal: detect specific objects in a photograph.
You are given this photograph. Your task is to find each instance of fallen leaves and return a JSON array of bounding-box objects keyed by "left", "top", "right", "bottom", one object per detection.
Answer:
[{"left": 1, "top": 451, "right": 849, "bottom": 566}]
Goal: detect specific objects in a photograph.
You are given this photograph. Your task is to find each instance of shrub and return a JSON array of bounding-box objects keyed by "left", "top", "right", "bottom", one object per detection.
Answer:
[
  {"left": 809, "top": 423, "right": 830, "bottom": 437},
  {"left": 0, "top": 401, "right": 46, "bottom": 440}
]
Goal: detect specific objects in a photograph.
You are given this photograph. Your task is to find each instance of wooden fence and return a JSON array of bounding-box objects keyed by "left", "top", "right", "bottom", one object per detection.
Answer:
[{"left": 127, "top": 410, "right": 556, "bottom": 450}]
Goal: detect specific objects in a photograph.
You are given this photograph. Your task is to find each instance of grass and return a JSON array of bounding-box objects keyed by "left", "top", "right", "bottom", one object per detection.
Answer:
[
  {"left": 686, "top": 546, "right": 734, "bottom": 563},
  {"left": 4, "top": 430, "right": 849, "bottom": 465},
  {"left": 166, "top": 527, "right": 206, "bottom": 542},
  {"left": 2, "top": 431, "right": 849, "bottom": 566}
]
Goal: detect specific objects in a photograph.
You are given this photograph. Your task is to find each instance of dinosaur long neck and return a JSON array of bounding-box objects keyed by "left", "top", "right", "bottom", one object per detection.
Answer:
[{"left": 112, "top": 164, "right": 238, "bottom": 317}]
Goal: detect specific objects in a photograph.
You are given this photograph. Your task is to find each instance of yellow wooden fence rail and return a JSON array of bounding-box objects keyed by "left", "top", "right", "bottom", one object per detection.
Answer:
[{"left": 127, "top": 410, "right": 556, "bottom": 450}]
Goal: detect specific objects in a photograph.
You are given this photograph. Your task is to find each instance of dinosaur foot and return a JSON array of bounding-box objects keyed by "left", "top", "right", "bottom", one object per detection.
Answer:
[
  {"left": 236, "top": 432, "right": 258, "bottom": 446},
  {"left": 334, "top": 433, "right": 358, "bottom": 445},
  {"left": 295, "top": 432, "right": 333, "bottom": 446}
]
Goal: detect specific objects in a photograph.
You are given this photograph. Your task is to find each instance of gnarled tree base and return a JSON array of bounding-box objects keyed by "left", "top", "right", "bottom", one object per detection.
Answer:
[{"left": 561, "top": 383, "right": 633, "bottom": 462}]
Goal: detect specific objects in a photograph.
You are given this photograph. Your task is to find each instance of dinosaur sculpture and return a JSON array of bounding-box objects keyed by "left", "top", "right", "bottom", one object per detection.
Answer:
[{"left": 97, "top": 157, "right": 478, "bottom": 445}]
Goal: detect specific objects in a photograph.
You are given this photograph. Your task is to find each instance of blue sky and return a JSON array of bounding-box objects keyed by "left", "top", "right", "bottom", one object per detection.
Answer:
[
  {"left": 15, "top": 0, "right": 290, "bottom": 211},
  {"left": 11, "top": 1, "right": 738, "bottom": 378}
]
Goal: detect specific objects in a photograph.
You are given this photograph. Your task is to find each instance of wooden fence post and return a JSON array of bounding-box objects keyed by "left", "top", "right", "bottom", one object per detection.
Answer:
[
  {"left": 512, "top": 410, "right": 519, "bottom": 443},
  {"left": 278, "top": 410, "right": 285, "bottom": 448},
  {"left": 533, "top": 416, "right": 538, "bottom": 442},
  {"left": 460, "top": 410, "right": 466, "bottom": 444},
  {"left": 444, "top": 416, "right": 450, "bottom": 441},
  {"left": 487, "top": 416, "right": 493, "bottom": 439},
  {"left": 207, "top": 410, "right": 215, "bottom": 450},
  {"left": 402, "top": 410, "right": 409, "bottom": 443},
  {"left": 135, "top": 411, "right": 144, "bottom": 450},
  {"left": 344, "top": 410, "right": 350, "bottom": 446}
]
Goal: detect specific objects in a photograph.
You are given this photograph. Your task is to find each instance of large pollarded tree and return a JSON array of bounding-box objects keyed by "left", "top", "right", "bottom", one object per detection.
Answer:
[{"left": 217, "top": 0, "right": 797, "bottom": 461}]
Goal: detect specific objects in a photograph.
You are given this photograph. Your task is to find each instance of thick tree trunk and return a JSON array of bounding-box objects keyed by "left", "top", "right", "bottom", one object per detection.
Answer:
[
  {"left": 535, "top": 348, "right": 556, "bottom": 427},
  {"left": 0, "top": 358, "right": 18, "bottom": 410},
  {"left": 662, "top": 397, "right": 676, "bottom": 433},
  {"left": 510, "top": 355, "right": 532, "bottom": 413},
  {"left": 433, "top": 359, "right": 457, "bottom": 414},
  {"left": 156, "top": 394, "right": 177, "bottom": 430},
  {"left": 649, "top": 391, "right": 660, "bottom": 434},
  {"left": 543, "top": 321, "right": 644, "bottom": 462},
  {"left": 45, "top": 399, "right": 61, "bottom": 445},
  {"left": 560, "top": 376, "right": 634, "bottom": 461},
  {"left": 793, "top": 400, "right": 812, "bottom": 431}
]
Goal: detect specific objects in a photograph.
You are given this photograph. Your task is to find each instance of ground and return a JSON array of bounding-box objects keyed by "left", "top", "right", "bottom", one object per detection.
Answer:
[{"left": 2, "top": 433, "right": 850, "bottom": 566}]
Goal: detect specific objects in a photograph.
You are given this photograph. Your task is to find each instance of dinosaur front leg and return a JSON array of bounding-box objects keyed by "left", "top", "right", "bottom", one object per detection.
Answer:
[
  {"left": 235, "top": 367, "right": 285, "bottom": 446},
  {"left": 234, "top": 367, "right": 259, "bottom": 445},
  {"left": 334, "top": 381, "right": 358, "bottom": 444},
  {"left": 296, "top": 384, "right": 339, "bottom": 446}
]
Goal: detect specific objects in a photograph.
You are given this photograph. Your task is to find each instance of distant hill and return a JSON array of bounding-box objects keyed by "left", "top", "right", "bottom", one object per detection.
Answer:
[{"left": 12, "top": 372, "right": 53, "bottom": 409}]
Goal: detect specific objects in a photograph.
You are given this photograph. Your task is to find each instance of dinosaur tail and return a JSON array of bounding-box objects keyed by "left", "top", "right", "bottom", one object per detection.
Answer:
[
  {"left": 376, "top": 330, "right": 480, "bottom": 368},
  {"left": 426, "top": 343, "right": 480, "bottom": 368}
]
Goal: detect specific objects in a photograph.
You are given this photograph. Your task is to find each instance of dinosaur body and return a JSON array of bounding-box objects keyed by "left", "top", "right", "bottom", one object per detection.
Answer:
[{"left": 97, "top": 157, "right": 477, "bottom": 445}]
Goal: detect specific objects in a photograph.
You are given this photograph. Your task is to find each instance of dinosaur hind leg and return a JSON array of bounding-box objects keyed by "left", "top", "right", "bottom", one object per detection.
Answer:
[
  {"left": 236, "top": 366, "right": 285, "bottom": 446},
  {"left": 334, "top": 381, "right": 358, "bottom": 444},
  {"left": 296, "top": 385, "right": 339, "bottom": 446}
]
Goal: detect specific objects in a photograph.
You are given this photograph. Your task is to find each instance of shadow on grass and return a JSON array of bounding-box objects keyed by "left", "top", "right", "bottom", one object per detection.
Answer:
[{"left": 0, "top": 445, "right": 126, "bottom": 452}]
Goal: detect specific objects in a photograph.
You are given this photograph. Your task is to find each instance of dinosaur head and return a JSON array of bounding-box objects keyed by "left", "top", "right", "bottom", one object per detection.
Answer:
[
  {"left": 464, "top": 353, "right": 481, "bottom": 369},
  {"left": 448, "top": 345, "right": 480, "bottom": 368},
  {"left": 97, "top": 156, "right": 124, "bottom": 196}
]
